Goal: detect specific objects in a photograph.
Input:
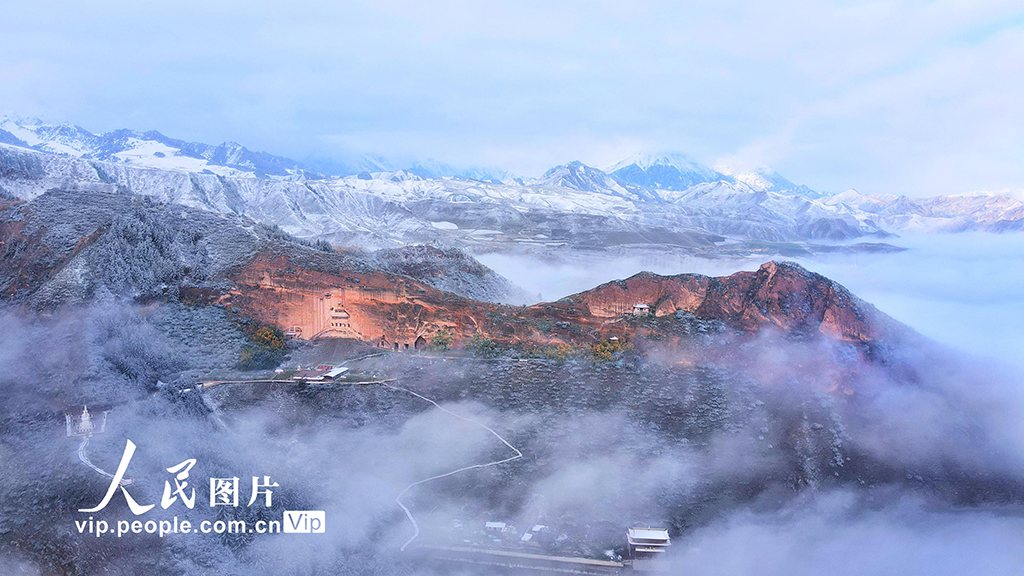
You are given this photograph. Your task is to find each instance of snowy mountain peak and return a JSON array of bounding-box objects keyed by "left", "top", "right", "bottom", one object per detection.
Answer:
[
  {"left": 604, "top": 151, "right": 717, "bottom": 175},
  {"left": 0, "top": 116, "right": 313, "bottom": 179},
  {"left": 538, "top": 161, "right": 616, "bottom": 192},
  {"left": 719, "top": 166, "right": 786, "bottom": 189},
  {"left": 0, "top": 116, "right": 99, "bottom": 156},
  {"left": 533, "top": 161, "right": 663, "bottom": 202},
  {"left": 717, "top": 166, "right": 827, "bottom": 199},
  {"left": 605, "top": 151, "right": 726, "bottom": 191}
]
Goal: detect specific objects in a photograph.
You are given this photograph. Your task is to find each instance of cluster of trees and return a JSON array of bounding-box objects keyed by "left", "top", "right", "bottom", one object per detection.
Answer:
[
  {"left": 89, "top": 207, "right": 211, "bottom": 300},
  {"left": 257, "top": 223, "right": 333, "bottom": 252},
  {"left": 468, "top": 333, "right": 500, "bottom": 357},
  {"left": 423, "top": 330, "right": 629, "bottom": 363},
  {"left": 237, "top": 321, "right": 287, "bottom": 370},
  {"left": 430, "top": 329, "right": 453, "bottom": 351},
  {"left": 589, "top": 337, "right": 629, "bottom": 361}
]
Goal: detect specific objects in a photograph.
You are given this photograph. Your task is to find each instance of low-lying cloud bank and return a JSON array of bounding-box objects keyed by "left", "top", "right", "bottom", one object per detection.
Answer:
[
  {"left": 1, "top": 245, "right": 1024, "bottom": 574},
  {"left": 673, "top": 490, "right": 1024, "bottom": 576}
]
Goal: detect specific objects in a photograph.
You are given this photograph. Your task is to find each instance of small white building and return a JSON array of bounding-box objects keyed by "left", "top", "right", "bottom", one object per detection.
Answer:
[
  {"left": 632, "top": 304, "right": 650, "bottom": 316},
  {"left": 292, "top": 365, "right": 349, "bottom": 382},
  {"left": 627, "top": 527, "right": 671, "bottom": 560},
  {"left": 485, "top": 521, "right": 507, "bottom": 532},
  {"left": 323, "top": 366, "right": 349, "bottom": 380}
]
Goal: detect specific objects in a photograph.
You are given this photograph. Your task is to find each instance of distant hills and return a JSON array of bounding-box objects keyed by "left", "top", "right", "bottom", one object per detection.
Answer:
[
  {"left": 0, "top": 115, "right": 514, "bottom": 182},
  {"left": 0, "top": 116, "right": 314, "bottom": 178},
  {"left": 605, "top": 151, "right": 726, "bottom": 191},
  {"left": 1, "top": 114, "right": 1021, "bottom": 254},
  {"left": 0, "top": 115, "right": 820, "bottom": 194}
]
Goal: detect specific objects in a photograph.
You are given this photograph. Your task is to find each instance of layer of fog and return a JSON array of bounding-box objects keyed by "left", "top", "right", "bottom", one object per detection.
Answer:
[
  {"left": 3, "top": 264, "right": 1024, "bottom": 574},
  {"left": 672, "top": 490, "right": 1024, "bottom": 576},
  {"left": 478, "top": 232, "right": 1024, "bottom": 367},
  {"left": 0, "top": 303, "right": 510, "bottom": 574}
]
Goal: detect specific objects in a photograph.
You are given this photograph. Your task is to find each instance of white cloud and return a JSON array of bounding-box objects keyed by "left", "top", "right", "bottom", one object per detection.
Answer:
[{"left": 1, "top": 0, "right": 1022, "bottom": 190}]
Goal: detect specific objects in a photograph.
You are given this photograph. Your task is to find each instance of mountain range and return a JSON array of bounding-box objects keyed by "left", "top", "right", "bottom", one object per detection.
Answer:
[
  {"left": 1, "top": 115, "right": 1022, "bottom": 255},
  {"left": 0, "top": 116, "right": 818, "bottom": 194},
  {"left": 0, "top": 116, "right": 515, "bottom": 182}
]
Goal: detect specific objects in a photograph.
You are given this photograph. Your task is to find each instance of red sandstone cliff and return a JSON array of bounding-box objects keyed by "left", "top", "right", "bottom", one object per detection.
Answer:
[
  {"left": 564, "top": 261, "right": 883, "bottom": 342},
  {"left": 216, "top": 250, "right": 898, "bottom": 350}
]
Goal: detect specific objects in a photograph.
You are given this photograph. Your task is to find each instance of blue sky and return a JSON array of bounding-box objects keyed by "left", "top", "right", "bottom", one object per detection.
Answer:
[{"left": 2, "top": 0, "right": 1023, "bottom": 195}]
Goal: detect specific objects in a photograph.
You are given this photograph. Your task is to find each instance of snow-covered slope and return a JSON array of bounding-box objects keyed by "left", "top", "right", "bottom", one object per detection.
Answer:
[
  {"left": 0, "top": 116, "right": 314, "bottom": 179},
  {"left": 719, "top": 166, "right": 828, "bottom": 199},
  {"left": 653, "top": 180, "right": 869, "bottom": 241},
  {"left": 0, "top": 143, "right": 435, "bottom": 247},
  {"left": 1, "top": 132, "right": 1020, "bottom": 255},
  {"left": 0, "top": 142, "right": 886, "bottom": 248},
  {"left": 824, "top": 190, "right": 1024, "bottom": 233},
  {"left": 605, "top": 152, "right": 726, "bottom": 191},
  {"left": 534, "top": 161, "right": 661, "bottom": 202}
]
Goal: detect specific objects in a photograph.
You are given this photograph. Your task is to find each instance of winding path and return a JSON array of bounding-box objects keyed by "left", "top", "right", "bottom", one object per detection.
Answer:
[
  {"left": 383, "top": 383, "right": 523, "bottom": 552},
  {"left": 196, "top": 366, "right": 522, "bottom": 552},
  {"left": 77, "top": 436, "right": 134, "bottom": 486}
]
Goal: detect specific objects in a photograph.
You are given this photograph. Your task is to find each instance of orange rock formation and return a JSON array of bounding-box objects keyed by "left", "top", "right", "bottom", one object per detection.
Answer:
[{"left": 212, "top": 252, "right": 894, "bottom": 350}]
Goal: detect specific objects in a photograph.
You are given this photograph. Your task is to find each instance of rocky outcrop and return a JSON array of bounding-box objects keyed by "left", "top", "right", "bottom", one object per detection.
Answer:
[{"left": 565, "top": 262, "right": 888, "bottom": 342}]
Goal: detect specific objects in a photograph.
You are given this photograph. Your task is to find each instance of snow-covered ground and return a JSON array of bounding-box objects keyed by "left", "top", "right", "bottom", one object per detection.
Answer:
[
  {"left": 0, "top": 115, "right": 307, "bottom": 178},
  {"left": 2, "top": 116, "right": 1022, "bottom": 251}
]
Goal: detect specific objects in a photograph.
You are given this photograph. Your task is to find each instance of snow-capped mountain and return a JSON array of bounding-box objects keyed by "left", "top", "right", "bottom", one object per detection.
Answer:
[
  {"left": 537, "top": 161, "right": 620, "bottom": 191},
  {"left": 0, "top": 141, "right": 884, "bottom": 249},
  {"left": 302, "top": 153, "right": 396, "bottom": 178},
  {"left": 719, "top": 166, "right": 828, "bottom": 199},
  {"left": 534, "top": 161, "right": 661, "bottom": 202},
  {"left": 1, "top": 117, "right": 1020, "bottom": 255},
  {"left": 0, "top": 116, "right": 314, "bottom": 178},
  {"left": 0, "top": 115, "right": 521, "bottom": 184},
  {"left": 302, "top": 154, "right": 516, "bottom": 183},
  {"left": 604, "top": 153, "right": 833, "bottom": 201},
  {"left": 825, "top": 189, "right": 899, "bottom": 212},
  {"left": 605, "top": 152, "right": 727, "bottom": 191}
]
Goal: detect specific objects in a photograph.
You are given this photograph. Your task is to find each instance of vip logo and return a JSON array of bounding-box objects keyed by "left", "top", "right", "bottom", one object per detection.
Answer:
[{"left": 283, "top": 510, "right": 326, "bottom": 533}]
